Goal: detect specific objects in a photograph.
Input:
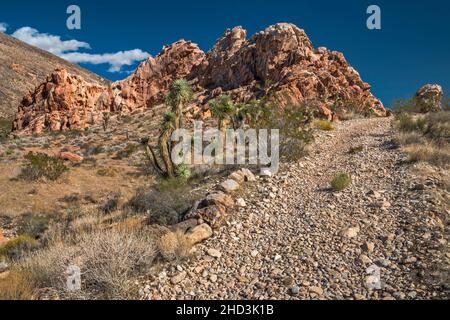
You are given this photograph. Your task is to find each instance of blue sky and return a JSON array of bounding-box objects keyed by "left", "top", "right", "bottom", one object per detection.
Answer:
[{"left": 0, "top": 0, "right": 449, "bottom": 106}]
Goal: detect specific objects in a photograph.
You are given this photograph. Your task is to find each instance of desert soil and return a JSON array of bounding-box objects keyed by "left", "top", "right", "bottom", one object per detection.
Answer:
[{"left": 142, "top": 117, "right": 449, "bottom": 300}]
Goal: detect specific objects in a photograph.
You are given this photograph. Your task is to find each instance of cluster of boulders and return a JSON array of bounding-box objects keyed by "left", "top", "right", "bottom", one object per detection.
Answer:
[
  {"left": 12, "top": 23, "right": 387, "bottom": 135},
  {"left": 166, "top": 168, "right": 259, "bottom": 249}
]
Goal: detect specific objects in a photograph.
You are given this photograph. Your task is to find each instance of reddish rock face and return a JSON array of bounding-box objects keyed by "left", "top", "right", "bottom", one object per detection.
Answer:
[
  {"left": 198, "top": 23, "right": 385, "bottom": 116},
  {"left": 13, "top": 69, "right": 106, "bottom": 135},
  {"left": 13, "top": 23, "right": 386, "bottom": 134},
  {"left": 110, "top": 40, "right": 206, "bottom": 112}
]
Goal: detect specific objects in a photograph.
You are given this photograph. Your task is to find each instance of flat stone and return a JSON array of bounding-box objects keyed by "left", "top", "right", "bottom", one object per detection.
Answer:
[
  {"left": 207, "top": 248, "right": 222, "bottom": 258},
  {"left": 171, "top": 271, "right": 187, "bottom": 285},
  {"left": 220, "top": 179, "right": 240, "bottom": 193}
]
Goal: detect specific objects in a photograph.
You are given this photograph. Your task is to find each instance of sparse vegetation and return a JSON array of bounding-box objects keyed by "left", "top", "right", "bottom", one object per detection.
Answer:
[
  {"left": 0, "top": 118, "right": 12, "bottom": 141},
  {"left": 157, "top": 230, "right": 192, "bottom": 261},
  {"left": 19, "top": 228, "right": 156, "bottom": 300},
  {"left": 0, "top": 270, "right": 36, "bottom": 300},
  {"left": 395, "top": 111, "right": 450, "bottom": 167},
  {"left": 0, "top": 235, "right": 39, "bottom": 260},
  {"left": 18, "top": 152, "right": 69, "bottom": 181},
  {"left": 128, "top": 183, "right": 198, "bottom": 225},
  {"left": 315, "top": 120, "right": 334, "bottom": 131},
  {"left": 349, "top": 145, "right": 364, "bottom": 154},
  {"left": 97, "top": 167, "right": 120, "bottom": 177},
  {"left": 330, "top": 172, "right": 352, "bottom": 191}
]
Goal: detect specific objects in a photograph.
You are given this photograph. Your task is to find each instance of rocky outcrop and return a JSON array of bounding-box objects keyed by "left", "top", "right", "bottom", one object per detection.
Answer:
[
  {"left": 199, "top": 23, "right": 385, "bottom": 116},
  {"left": 13, "top": 41, "right": 205, "bottom": 134},
  {"left": 13, "top": 23, "right": 386, "bottom": 134},
  {"left": 109, "top": 40, "right": 205, "bottom": 112},
  {"left": 13, "top": 69, "right": 107, "bottom": 134},
  {"left": 415, "top": 84, "right": 443, "bottom": 113}
]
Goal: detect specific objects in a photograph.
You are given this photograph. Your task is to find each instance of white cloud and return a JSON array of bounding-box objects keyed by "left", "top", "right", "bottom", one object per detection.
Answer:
[
  {"left": 10, "top": 26, "right": 150, "bottom": 73},
  {"left": 62, "top": 49, "right": 151, "bottom": 73},
  {"left": 12, "top": 27, "right": 90, "bottom": 55},
  {"left": 0, "top": 23, "right": 7, "bottom": 33}
]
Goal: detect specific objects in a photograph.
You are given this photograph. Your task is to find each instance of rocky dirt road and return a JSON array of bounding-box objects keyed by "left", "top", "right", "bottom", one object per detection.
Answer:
[{"left": 143, "top": 117, "right": 449, "bottom": 300}]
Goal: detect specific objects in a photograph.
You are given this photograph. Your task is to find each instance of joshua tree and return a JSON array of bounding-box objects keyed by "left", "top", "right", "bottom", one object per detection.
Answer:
[
  {"left": 166, "top": 79, "right": 194, "bottom": 130},
  {"left": 209, "top": 95, "right": 237, "bottom": 133},
  {"left": 102, "top": 112, "right": 110, "bottom": 131},
  {"left": 159, "top": 112, "right": 176, "bottom": 177},
  {"left": 142, "top": 80, "right": 194, "bottom": 179}
]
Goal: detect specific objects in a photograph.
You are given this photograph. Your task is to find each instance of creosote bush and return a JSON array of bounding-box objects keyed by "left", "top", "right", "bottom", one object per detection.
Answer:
[
  {"left": 330, "top": 172, "right": 352, "bottom": 191},
  {"left": 19, "top": 152, "right": 68, "bottom": 181}
]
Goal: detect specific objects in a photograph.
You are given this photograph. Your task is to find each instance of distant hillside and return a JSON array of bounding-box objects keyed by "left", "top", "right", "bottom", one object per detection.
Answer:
[{"left": 0, "top": 32, "right": 110, "bottom": 119}]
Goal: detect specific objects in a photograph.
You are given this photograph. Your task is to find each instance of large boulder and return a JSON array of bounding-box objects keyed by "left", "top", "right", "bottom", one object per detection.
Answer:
[{"left": 415, "top": 84, "right": 443, "bottom": 113}]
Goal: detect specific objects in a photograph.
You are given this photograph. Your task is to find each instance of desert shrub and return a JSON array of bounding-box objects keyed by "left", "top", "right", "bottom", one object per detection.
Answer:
[
  {"left": 0, "top": 235, "right": 39, "bottom": 260},
  {"left": 19, "top": 152, "right": 68, "bottom": 181},
  {"left": 397, "top": 114, "right": 426, "bottom": 132},
  {"left": 330, "top": 172, "right": 352, "bottom": 191},
  {"left": 84, "top": 145, "right": 105, "bottom": 156},
  {"left": 0, "top": 118, "right": 12, "bottom": 141},
  {"left": 157, "top": 230, "right": 192, "bottom": 261},
  {"left": 315, "top": 120, "right": 334, "bottom": 131},
  {"left": 396, "top": 132, "right": 426, "bottom": 146},
  {"left": 421, "top": 112, "right": 450, "bottom": 146},
  {"left": 349, "top": 146, "right": 364, "bottom": 154},
  {"left": 251, "top": 101, "right": 314, "bottom": 162},
  {"left": 17, "top": 213, "right": 50, "bottom": 238},
  {"left": 391, "top": 98, "right": 417, "bottom": 113},
  {"left": 128, "top": 184, "right": 197, "bottom": 225},
  {"left": 76, "top": 229, "right": 156, "bottom": 299},
  {"left": 100, "top": 193, "right": 121, "bottom": 214},
  {"left": 175, "top": 163, "right": 191, "bottom": 181},
  {"left": 113, "top": 143, "right": 139, "bottom": 160},
  {"left": 21, "top": 228, "right": 156, "bottom": 300},
  {"left": 97, "top": 167, "right": 120, "bottom": 177},
  {"left": 0, "top": 270, "right": 36, "bottom": 300}
]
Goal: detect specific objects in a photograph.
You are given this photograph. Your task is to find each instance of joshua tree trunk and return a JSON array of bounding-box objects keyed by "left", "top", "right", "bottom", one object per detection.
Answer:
[
  {"left": 159, "top": 128, "right": 175, "bottom": 177},
  {"left": 144, "top": 143, "right": 165, "bottom": 176},
  {"left": 175, "top": 102, "right": 183, "bottom": 130}
]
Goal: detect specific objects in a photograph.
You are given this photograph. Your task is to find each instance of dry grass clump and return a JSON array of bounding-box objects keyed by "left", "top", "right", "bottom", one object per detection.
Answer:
[
  {"left": 404, "top": 144, "right": 450, "bottom": 167},
  {"left": 0, "top": 270, "right": 36, "bottom": 300},
  {"left": 396, "top": 111, "right": 450, "bottom": 168},
  {"left": 20, "top": 228, "right": 156, "bottom": 300},
  {"left": 157, "top": 230, "right": 192, "bottom": 261}
]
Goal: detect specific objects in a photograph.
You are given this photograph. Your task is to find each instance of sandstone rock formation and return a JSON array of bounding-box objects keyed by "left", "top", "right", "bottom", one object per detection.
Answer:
[
  {"left": 0, "top": 32, "right": 109, "bottom": 119},
  {"left": 415, "top": 84, "right": 443, "bottom": 113},
  {"left": 13, "top": 69, "right": 107, "bottom": 134},
  {"left": 109, "top": 40, "right": 205, "bottom": 112},
  {"left": 12, "top": 23, "right": 386, "bottom": 135}
]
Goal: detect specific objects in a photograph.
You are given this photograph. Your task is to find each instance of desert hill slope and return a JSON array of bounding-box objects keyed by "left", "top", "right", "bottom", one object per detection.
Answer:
[{"left": 0, "top": 32, "right": 110, "bottom": 119}]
